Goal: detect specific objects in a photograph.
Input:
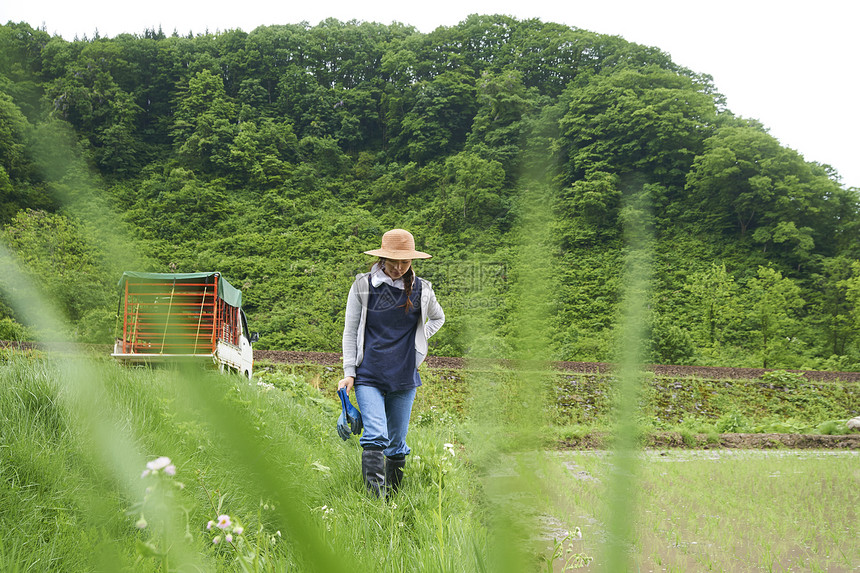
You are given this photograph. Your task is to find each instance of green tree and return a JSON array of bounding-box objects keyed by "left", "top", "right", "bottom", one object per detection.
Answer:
[
  {"left": 745, "top": 266, "right": 805, "bottom": 368},
  {"left": 557, "top": 65, "right": 717, "bottom": 191},
  {"left": 276, "top": 63, "right": 336, "bottom": 138},
  {"left": 841, "top": 261, "right": 860, "bottom": 358},
  {"left": 686, "top": 123, "right": 845, "bottom": 268},
  {"left": 466, "top": 69, "right": 538, "bottom": 179},
  {"left": 0, "top": 22, "right": 50, "bottom": 120},
  {"left": 684, "top": 262, "right": 742, "bottom": 348},
  {"left": 807, "top": 256, "right": 859, "bottom": 359},
  {"left": 1, "top": 209, "right": 112, "bottom": 329},
  {"left": 226, "top": 118, "right": 298, "bottom": 188},
  {"left": 171, "top": 69, "right": 238, "bottom": 173},
  {"left": 557, "top": 171, "right": 621, "bottom": 245},
  {"left": 439, "top": 151, "right": 507, "bottom": 230},
  {"left": 650, "top": 315, "right": 694, "bottom": 365},
  {"left": 394, "top": 71, "right": 477, "bottom": 164},
  {"left": 130, "top": 168, "right": 228, "bottom": 242},
  {"left": 43, "top": 40, "right": 145, "bottom": 173},
  {"left": 0, "top": 91, "right": 31, "bottom": 180}
]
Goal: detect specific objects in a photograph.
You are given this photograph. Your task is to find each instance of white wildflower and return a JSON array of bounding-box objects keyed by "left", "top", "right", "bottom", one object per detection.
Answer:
[{"left": 147, "top": 456, "right": 172, "bottom": 471}]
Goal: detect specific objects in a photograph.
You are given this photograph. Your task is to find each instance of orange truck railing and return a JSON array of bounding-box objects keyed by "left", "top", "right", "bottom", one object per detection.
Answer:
[{"left": 117, "top": 276, "right": 239, "bottom": 355}]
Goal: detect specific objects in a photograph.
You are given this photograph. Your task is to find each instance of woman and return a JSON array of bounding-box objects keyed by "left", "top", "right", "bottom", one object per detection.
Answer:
[{"left": 338, "top": 229, "right": 445, "bottom": 497}]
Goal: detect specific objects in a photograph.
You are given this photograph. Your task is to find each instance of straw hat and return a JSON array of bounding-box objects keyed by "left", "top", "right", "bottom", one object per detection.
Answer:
[{"left": 364, "top": 229, "right": 431, "bottom": 259}]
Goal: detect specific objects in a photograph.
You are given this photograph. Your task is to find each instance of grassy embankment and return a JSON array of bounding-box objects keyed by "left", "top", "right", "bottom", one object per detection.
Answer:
[{"left": 279, "top": 361, "right": 860, "bottom": 445}]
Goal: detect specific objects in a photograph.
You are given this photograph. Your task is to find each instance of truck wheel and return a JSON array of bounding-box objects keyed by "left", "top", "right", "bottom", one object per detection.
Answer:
[{"left": 245, "top": 370, "right": 252, "bottom": 380}]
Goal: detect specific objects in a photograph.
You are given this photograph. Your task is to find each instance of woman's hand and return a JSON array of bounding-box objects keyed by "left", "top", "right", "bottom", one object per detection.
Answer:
[{"left": 337, "top": 376, "right": 355, "bottom": 393}]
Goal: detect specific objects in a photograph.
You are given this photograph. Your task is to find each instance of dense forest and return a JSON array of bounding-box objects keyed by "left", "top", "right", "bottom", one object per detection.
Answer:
[{"left": 0, "top": 16, "right": 858, "bottom": 370}]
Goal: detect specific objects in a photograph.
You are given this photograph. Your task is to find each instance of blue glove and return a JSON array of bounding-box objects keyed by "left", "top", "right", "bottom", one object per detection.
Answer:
[
  {"left": 336, "top": 411, "right": 352, "bottom": 441},
  {"left": 337, "top": 388, "right": 363, "bottom": 440}
]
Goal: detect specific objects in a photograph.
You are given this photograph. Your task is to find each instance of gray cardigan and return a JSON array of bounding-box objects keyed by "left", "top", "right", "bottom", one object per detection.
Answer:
[{"left": 342, "top": 272, "right": 445, "bottom": 378}]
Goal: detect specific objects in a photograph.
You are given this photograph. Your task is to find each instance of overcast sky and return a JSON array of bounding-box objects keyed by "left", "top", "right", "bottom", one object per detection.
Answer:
[{"left": 3, "top": 0, "right": 858, "bottom": 188}]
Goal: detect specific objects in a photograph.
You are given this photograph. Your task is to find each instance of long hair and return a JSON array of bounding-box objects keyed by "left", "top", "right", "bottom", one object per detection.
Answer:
[{"left": 374, "top": 258, "right": 415, "bottom": 313}]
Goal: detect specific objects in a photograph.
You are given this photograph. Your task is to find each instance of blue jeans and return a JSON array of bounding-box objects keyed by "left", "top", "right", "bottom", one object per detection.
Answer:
[{"left": 354, "top": 385, "right": 417, "bottom": 457}]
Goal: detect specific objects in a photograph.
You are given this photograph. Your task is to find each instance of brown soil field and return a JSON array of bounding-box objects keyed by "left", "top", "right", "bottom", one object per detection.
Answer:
[{"left": 558, "top": 431, "right": 860, "bottom": 450}]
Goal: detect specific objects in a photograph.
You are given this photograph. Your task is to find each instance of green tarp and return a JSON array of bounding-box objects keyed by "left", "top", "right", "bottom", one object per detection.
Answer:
[{"left": 118, "top": 271, "right": 242, "bottom": 308}]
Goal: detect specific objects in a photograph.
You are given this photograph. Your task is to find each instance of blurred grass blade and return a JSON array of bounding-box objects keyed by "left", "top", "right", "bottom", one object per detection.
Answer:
[{"left": 601, "top": 183, "right": 653, "bottom": 572}]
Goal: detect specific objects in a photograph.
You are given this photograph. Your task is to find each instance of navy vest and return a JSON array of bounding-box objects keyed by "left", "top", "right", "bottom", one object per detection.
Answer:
[{"left": 355, "top": 277, "right": 423, "bottom": 392}]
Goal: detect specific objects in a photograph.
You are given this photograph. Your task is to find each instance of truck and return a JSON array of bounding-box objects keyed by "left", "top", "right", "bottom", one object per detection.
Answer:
[{"left": 111, "top": 271, "right": 259, "bottom": 378}]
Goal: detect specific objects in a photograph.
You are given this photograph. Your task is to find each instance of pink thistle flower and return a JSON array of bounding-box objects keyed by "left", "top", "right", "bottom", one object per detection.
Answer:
[{"left": 216, "top": 515, "right": 232, "bottom": 529}]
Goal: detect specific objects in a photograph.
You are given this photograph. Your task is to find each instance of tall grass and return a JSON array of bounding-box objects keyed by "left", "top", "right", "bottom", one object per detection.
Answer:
[
  {"left": 0, "top": 352, "right": 493, "bottom": 571},
  {"left": 457, "top": 180, "right": 560, "bottom": 573},
  {"left": 4, "top": 350, "right": 857, "bottom": 572}
]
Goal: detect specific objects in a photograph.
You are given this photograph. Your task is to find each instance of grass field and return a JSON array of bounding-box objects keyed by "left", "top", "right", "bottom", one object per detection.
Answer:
[{"left": 1, "top": 351, "right": 858, "bottom": 572}]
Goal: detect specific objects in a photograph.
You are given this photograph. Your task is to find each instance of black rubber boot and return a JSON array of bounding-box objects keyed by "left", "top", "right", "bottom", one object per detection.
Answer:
[
  {"left": 385, "top": 455, "right": 406, "bottom": 495},
  {"left": 361, "top": 449, "right": 386, "bottom": 498}
]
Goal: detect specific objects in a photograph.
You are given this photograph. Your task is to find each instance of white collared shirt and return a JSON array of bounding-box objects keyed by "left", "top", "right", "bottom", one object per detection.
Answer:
[{"left": 370, "top": 262, "right": 405, "bottom": 290}]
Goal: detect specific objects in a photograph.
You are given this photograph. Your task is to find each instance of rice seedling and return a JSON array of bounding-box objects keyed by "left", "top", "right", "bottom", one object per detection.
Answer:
[{"left": 542, "top": 449, "right": 860, "bottom": 572}]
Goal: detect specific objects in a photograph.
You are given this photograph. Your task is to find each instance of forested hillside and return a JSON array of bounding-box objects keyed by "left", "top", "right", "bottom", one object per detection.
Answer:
[{"left": 1, "top": 16, "right": 858, "bottom": 370}]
